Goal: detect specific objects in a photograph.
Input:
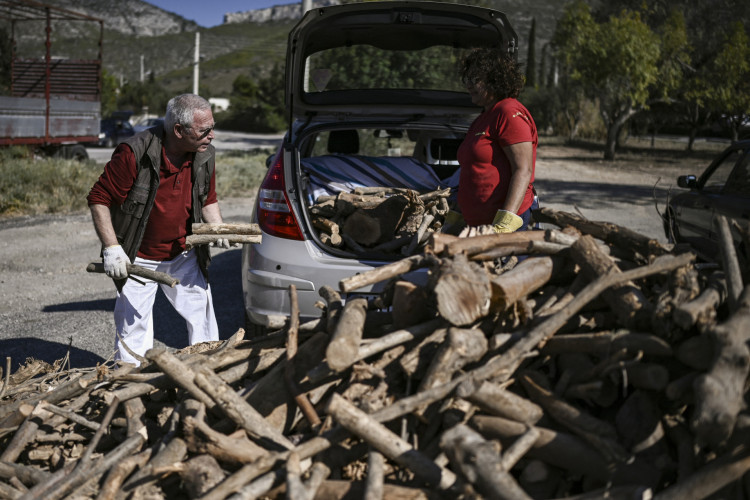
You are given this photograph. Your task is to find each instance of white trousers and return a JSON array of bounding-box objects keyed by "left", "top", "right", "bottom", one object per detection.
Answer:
[{"left": 114, "top": 250, "right": 219, "bottom": 365}]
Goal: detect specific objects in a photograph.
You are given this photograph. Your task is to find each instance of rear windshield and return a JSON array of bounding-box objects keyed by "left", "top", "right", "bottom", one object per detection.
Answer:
[{"left": 305, "top": 45, "right": 469, "bottom": 93}]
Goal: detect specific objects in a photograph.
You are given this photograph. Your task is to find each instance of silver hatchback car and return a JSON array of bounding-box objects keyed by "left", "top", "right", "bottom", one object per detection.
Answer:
[{"left": 242, "top": 1, "right": 518, "bottom": 333}]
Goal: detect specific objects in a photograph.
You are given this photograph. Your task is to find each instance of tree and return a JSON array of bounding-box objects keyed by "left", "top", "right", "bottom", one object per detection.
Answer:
[
  {"left": 554, "top": 1, "right": 662, "bottom": 160},
  {"left": 707, "top": 22, "right": 750, "bottom": 142},
  {"left": 525, "top": 18, "right": 537, "bottom": 88},
  {"left": 100, "top": 69, "right": 120, "bottom": 118}
]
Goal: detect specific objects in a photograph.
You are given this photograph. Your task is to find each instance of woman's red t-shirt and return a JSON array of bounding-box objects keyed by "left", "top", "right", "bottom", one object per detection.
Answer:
[{"left": 456, "top": 98, "right": 537, "bottom": 226}]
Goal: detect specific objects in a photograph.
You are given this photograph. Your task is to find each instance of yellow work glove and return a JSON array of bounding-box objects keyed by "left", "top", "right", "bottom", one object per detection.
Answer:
[
  {"left": 492, "top": 209, "right": 523, "bottom": 233},
  {"left": 444, "top": 210, "right": 464, "bottom": 226},
  {"left": 442, "top": 209, "right": 465, "bottom": 235}
]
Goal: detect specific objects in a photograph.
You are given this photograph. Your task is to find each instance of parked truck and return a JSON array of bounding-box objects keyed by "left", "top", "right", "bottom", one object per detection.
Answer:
[{"left": 0, "top": 0, "right": 103, "bottom": 160}]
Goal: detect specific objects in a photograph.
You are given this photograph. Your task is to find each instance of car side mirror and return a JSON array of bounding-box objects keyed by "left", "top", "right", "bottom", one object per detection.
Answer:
[{"left": 677, "top": 175, "right": 697, "bottom": 189}]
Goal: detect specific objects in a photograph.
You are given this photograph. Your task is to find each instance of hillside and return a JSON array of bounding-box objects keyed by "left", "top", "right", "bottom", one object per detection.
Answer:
[{"left": 1, "top": 0, "right": 569, "bottom": 97}]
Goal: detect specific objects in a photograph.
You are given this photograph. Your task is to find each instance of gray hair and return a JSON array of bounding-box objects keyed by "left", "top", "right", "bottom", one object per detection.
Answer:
[{"left": 164, "top": 94, "right": 211, "bottom": 131}]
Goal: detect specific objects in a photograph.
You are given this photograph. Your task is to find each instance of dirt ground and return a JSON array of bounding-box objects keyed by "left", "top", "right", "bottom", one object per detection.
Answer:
[{"left": 0, "top": 137, "right": 724, "bottom": 369}]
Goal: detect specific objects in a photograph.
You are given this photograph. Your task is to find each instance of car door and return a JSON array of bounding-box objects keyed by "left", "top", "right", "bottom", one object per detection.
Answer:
[
  {"left": 682, "top": 147, "right": 745, "bottom": 257},
  {"left": 712, "top": 147, "right": 750, "bottom": 250}
]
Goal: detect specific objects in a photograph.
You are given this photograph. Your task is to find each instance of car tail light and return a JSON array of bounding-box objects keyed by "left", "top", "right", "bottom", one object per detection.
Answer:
[{"left": 257, "top": 152, "right": 304, "bottom": 240}]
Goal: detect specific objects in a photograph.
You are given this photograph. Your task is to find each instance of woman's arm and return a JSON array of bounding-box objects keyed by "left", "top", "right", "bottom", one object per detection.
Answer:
[{"left": 501, "top": 141, "right": 534, "bottom": 214}]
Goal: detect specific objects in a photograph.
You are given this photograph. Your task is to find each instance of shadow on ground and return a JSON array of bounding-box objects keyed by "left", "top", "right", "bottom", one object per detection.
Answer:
[
  {"left": 534, "top": 178, "right": 669, "bottom": 210},
  {"left": 23, "top": 249, "right": 244, "bottom": 369},
  {"left": 0, "top": 337, "right": 106, "bottom": 369}
]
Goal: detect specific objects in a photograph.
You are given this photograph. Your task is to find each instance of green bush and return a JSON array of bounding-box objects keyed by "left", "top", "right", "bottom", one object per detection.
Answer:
[{"left": 0, "top": 149, "right": 101, "bottom": 217}]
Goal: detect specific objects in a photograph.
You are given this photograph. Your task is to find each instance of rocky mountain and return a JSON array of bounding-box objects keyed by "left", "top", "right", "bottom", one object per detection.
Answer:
[
  {"left": 35, "top": 0, "right": 199, "bottom": 36},
  {"left": 224, "top": 0, "right": 341, "bottom": 24}
]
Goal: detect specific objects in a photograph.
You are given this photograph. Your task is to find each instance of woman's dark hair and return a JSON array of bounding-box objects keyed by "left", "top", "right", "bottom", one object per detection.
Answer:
[{"left": 460, "top": 48, "right": 525, "bottom": 100}]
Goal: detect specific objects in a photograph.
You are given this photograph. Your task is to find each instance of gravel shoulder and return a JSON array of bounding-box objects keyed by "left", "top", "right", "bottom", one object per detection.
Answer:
[{"left": 0, "top": 138, "right": 714, "bottom": 369}]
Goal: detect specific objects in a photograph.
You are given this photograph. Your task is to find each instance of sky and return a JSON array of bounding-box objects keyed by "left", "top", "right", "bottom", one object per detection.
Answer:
[{"left": 146, "top": 0, "right": 289, "bottom": 28}]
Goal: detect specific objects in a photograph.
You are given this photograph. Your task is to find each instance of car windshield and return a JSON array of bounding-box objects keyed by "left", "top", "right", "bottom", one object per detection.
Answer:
[
  {"left": 724, "top": 149, "right": 750, "bottom": 195},
  {"left": 703, "top": 149, "right": 743, "bottom": 192},
  {"left": 305, "top": 45, "right": 468, "bottom": 93}
]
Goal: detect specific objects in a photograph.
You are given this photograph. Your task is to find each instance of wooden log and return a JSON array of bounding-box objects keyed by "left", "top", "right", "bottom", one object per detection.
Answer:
[
  {"left": 654, "top": 449, "right": 750, "bottom": 500},
  {"left": 615, "top": 390, "right": 667, "bottom": 458},
  {"left": 86, "top": 262, "right": 179, "bottom": 287},
  {"left": 275, "top": 480, "right": 433, "bottom": 499},
  {"left": 181, "top": 400, "right": 268, "bottom": 465},
  {"left": 0, "top": 403, "right": 33, "bottom": 433},
  {"left": 117, "top": 436, "right": 187, "bottom": 498},
  {"left": 429, "top": 230, "right": 546, "bottom": 257},
  {"left": 691, "top": 286, "right": 750, "bottom": 447},
  {"left": 145, "top": 347, "right": 215, "bottom": 410},
  {"left": 471, "top": 240, "right": 569, "bottom": 261},
  {"left": 520, "top": 371, "right": 632, "bottom": 464},
  {"left": 185, "top": 234, "right": 261, "bottom": 249},
  {"left": 541, "top": 330, "right": 672, "bottom": 358},
  {"left": 716, "top": 215, "right": 743, "bottom": 312},
  {"left": 490, "top": 256, "right": 557, "bottom": 311},
  {"left": 500, "top": 426, "right": 541, "bottom": 471},
  {"left": 156, "top": 455, "right": 225, "bottom": 498},
  {"left": 440, "top": 423, "right": 532, "bottom": 500},
  {"left": 342, "top": 194, "right": 410, "bottom": 246},
  {"left": 0, "top": 403, "right": 52, "bottom": 462},
  {"left": 391, "top": 280, "right": 433, "bottom": 329},
  {"left": 123, "top": 397, "right": 145, "bottom": 438},
  {"left": 419, "top": 327, "right": 488, "bottom": 392},
  {"left": 326, "top": 297, "right": 368, "bottom": 373},
  {"left": 673, "top": 271, "right": 726, "bottom": 331},
  {"left": 325, "top": 393, "right": 457, "bottom": 490},
  {"left": 29, "top": 428, "right": 146, "bottom": 500},
  {"left": 193, "top": 366, "right": 295, "bottom": 451},
  {"left": 569, "top": 234, "right": 652, "bottom": 328},
  {"left": 339, "top": 254, "right": 431, "bottom": 293},
  {"left": 285, "top": 453, "right": 330, "bottom": 500},
  {"left": 364, "top": 449, "right": 385, "bottom": 500},
  {"left": 192, "top": 222, "right": 261, "bottom": 235},
  {"left": 471, "top": 415, "right": 613, "bottom": 482},
  {"left": 533, "top": 206, "right": 669, "bottom": 258},
  {"left": 95, "top": 449, "right": 152, "bottom": 500},
  {"left": 0, "top": 481, "right": 22, "bottom": 499},
  {"left": 624, "top": 363, "right": 670, "bottom": 391},
  {"left": 431, "top": 253, "right": 491, "bottom": 326},
  {"left": 245, "top": 331, "right": 329, "bottom": 433},
  {"left": 285, "top": 284, "right": 321, "bottom": 429},
  {"left": 458, "top": 380, "right": 543, "bottom": 425}
]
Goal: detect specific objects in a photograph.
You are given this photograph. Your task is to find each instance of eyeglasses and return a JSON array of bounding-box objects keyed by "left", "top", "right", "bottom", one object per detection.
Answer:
[{"left": 186, "top": 123, "right": 215, "bottom": 139}]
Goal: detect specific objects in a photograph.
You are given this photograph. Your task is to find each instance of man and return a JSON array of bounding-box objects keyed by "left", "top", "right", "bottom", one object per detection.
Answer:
[{"left": 88, "top": 94, "right": 230, "bottom": 365}]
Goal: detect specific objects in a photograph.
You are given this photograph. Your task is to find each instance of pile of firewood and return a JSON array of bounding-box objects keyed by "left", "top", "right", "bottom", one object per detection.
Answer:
[
  {"left": 1, "top": 207, "right": 749, "bottom": 500},
  {"left": 310, "top": 187, "right": 452, "bottom": 256}
]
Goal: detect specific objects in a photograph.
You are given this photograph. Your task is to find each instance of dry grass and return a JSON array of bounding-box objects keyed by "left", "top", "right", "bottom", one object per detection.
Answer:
[{"left": 0, "top": 148, "right": 269, "bottom": 219}]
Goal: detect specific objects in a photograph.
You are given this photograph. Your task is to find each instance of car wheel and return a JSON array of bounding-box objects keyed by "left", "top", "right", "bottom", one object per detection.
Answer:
[
  {"left": 105, "top": 137, "right": 114, "bottom": 148},
  {"left": 66, "top": 144, "right": 88, "bottom": 161}
]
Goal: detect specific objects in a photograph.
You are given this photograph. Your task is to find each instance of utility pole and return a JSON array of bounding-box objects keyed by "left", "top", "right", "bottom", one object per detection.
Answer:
[
  {"left": 140, "top": 54, "right": 144, "bottom": 83},
  {"left": 193, "top": 32, "right": 200, "bottom": 95}
]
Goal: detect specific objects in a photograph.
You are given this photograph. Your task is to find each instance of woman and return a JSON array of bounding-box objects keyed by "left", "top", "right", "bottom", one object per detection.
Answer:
[{"left": 456, "top": 47, "right": 537, "bottom": 233}]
